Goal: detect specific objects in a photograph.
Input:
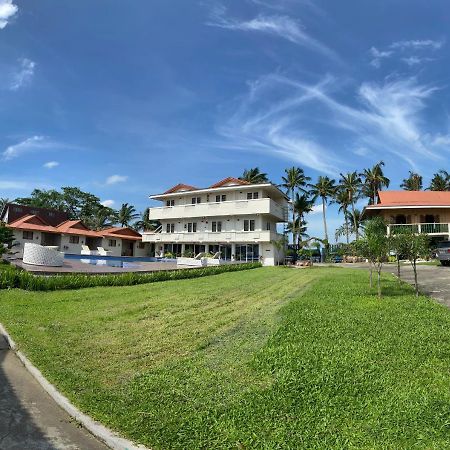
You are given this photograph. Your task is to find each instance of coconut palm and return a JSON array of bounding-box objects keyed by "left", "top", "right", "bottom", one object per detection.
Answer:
[
  {"left": 361, "top": 161, "right": 390, "bottom": 205},
  {"left": 400, "top": 171, "right": 423, "bottom": 191},
  {"left": 0, "top": 197, "right": 10, "bottom": 213},
  {"left": 117, "top": 203, "right": 139, "bottom": 227},
  {"left": 292, "top": 193, "right": 314, "bottom": 246},
  {"left": 428, "top": 170, "right": 450, "bottom": 191},
  {"left": 339, "top": 171, "right": 362, "bottom": 239},
  {"left": 333, "top": 188, "right": 350, "bottom": 243},
  {"left": 281, "top": 167, "right": 311, "bottom": 243},
  {"left": 88, "top": 206, "right": 117, "bottom": 230},
  {"left": 133, "top": 208, "right": 160, "bottom": 232},
  {"left": 308, "top": 176, "right": 336, "bottom": 243},
  {"left": 239, "top": 167, "right": 269, "bottom": 184}
]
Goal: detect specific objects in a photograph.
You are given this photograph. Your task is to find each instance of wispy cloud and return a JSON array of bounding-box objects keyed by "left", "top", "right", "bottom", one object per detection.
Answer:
[
  {"left": 390, "top": 39, "right": 444, "bottom": 51},
  {"left": 43, "top": 161, "right": 59, "bottom": 169},
  {"left": 101, "top": 199, "right": 115, "bottom": 207},
  {"left": 0, "top": 180, "right": 27, "bottom": 190},
  {"left": 105, "top": 174, "right": 128, "bottom": 185},
  {"left": 0, "top": 0, "right": 18, "bottom": 29},
  {"left": 10, "top": 58, "right": 35, "bottom": 90},
  {"left": 370, "top": 39, "right": 443, "bottom": 68},
  {"left": 207, "top": 5, "right": 338, "bottom": 60},
  {"left": 215, "top": 73, "right": 445, "bottom": 174}
]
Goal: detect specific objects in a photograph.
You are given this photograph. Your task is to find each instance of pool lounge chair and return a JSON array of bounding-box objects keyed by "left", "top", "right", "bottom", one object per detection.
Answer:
[
  {"left": 97, "top": 247, "right": 112, "bottom": 256},
  {"left": 81, "top": 245, "right": 94, "bottom": 255}
]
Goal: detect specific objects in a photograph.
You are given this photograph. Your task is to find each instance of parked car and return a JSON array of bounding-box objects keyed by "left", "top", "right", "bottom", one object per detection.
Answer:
[
  {"left": 330, "top": 255, "right": 343, "bottom": 263},
  {"left": 436, "top": 241, "right": 450, "bottom": 266}
]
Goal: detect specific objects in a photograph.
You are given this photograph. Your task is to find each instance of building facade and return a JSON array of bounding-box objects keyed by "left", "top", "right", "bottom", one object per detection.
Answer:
[
  {"left": 142, "top": 177, "right": 289, "bottom": 266},
  {"left": 364, "top": 191, "right": 450, "bottom": 242},
  {"left": 1, "top": 203, "right": 152, "bottom": 257}
]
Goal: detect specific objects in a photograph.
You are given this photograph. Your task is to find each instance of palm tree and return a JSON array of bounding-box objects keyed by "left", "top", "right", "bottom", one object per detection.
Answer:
[
  {"left": 281, "top": 167, "right": 311, "bottom": 243},
  {"left": 339, "top": 171, "right": 362, "bottom": 239},
  {"left": 133, "top": 208, "right": 160, "bottom": 232},
  {"left": 239, "top": 167, "right": 269, "bottom": 184},
  {"left": 361, "top": 161, "right": 390, "bottom": 205},
  {"left": 117, "top": 203, "right": 139, "bottom": 227},
  {"left": 428, "top": 170, "right": 450, "bottom": 191},
  {"left": 308, "top": 176, "right": 336, "bottom": 243},
  {"left": 292, "top": 193, "right": 314, "bottom": 246},
  {"left": 333, "top": 188, "right": 350, "bottom": 243},
  {"left": 400, "top": 171, "right": 423, "bottom": 191},
  {"left": 88, "top": 206, "right": 116, "bottom": 230}
]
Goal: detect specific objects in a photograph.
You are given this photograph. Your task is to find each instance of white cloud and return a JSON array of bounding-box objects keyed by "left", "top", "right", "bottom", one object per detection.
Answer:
[
  {"left": 369, "top": 47, "right": 393, "bottom": 68},
  {"left": 207, "top": 6, "right": 339, "bottom": 60},
  {"left": 101, "top": 199, "right": 115, "bottom": 207},
  {"left": 0, "top": 0, "right": 18, "bottom": 29},
  {"left": 310, "top": 204, "right": 322, "bottom": 215},
  {"left": 0, "top": 180, "right": 27, "bottom": 189},
  {"left": 105, "top": 174, "right": 128, "bottom": 185},
  {"left": 10, "top": 58, "right": 35, "bottom": 90},
  {"left": 43, "top": 161, "right": 59, "bottom": 169},
  {"left": 390, "top": 39, "right": 444, "bottom": 51},
  {"left": 3, "top": 136, "right": 45, "bottom": 160}
]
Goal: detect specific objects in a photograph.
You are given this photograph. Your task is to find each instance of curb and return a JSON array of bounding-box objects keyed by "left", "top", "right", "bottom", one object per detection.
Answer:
[{"left": 0, "top": 323, "right": 150, "bottom": 450}]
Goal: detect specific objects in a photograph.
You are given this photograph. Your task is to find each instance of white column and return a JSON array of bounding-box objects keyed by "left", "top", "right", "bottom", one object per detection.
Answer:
[
  {"left": 205, "top": 243, "right": 210, "bottom": 254},
  {"left": 231, "top": 243, "right": 236, "bottom": 261}
]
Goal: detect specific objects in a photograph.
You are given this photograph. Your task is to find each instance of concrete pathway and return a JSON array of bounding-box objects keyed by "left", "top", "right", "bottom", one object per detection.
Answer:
[{"left": 0, "top": 335, "right": 108, "bottom": 450}]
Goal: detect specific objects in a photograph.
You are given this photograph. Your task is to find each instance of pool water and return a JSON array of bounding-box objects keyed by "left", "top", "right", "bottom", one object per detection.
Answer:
[{"left": 64, "top": 254, "right": 175, "bottom": 268}]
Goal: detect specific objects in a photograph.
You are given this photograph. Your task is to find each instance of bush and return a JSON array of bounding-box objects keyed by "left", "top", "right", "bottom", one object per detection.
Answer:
[{"left": 0, "top": 262, "right": 262, "bottom": 292}]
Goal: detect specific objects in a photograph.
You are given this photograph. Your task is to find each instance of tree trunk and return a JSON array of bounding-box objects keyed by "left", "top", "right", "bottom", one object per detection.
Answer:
[
  {"left": 377, "top": 267, "right": 381, "bottom": 298},
  {"left": 369, "top": 263, "right": 373, "bottom": 288},
  {"left": 322, "top": 197, "right": 328, "bottom": 243},
  {"left": 351, "top": 197, "right": 359, "bottom": 239},
  {"left": 397, "top": 256, "right": 401, "bottom": 279},
  {"left": 344, "top": 212, "right": 349, "bottom": 244},
  {"left": 413, "top": 261, "right": 419, "bottom": 297},
  {"left": 373, "top": 184, "right": 377, "bottom": 205}
]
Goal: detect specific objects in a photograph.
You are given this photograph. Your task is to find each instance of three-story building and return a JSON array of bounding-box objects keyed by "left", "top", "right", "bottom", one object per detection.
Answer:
[{"left": 142, "top": 177, "right": 289, "bottom": 266}]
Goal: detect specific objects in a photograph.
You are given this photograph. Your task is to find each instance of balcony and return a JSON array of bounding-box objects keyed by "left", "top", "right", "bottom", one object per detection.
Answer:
[
  {"left": 142, "top": 230, "right": 283, "bottom": 244},
  {"left": 149, "top": 198, "right": 288, "bottom": 221},
  {"left": 388, "top": 223, "right": 449, "bottom": 235}
]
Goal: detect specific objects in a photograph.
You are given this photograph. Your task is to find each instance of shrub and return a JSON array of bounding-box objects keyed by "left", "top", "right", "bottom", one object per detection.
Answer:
[{"left": 0, "top": 262, "right": 262, "bottom": 292}]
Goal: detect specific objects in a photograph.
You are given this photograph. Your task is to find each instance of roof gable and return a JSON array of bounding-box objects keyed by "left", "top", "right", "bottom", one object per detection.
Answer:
[
  {"left": 209, "top": 177, "right": 250, "bottom": 188},
  {"left": 9, "top": 214, "right": 51, "bottom": 227},
  {"left": 163, "top": 183, "right": 199, "bottom": 194},
  {"left": 376, "top": 190, "right": 450, "bottom": 207}
]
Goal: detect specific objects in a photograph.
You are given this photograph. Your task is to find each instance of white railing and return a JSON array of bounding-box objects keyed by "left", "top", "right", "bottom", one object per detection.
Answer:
[
  {"left": 148, "top": 198, "right": 287, "bottom": 221},
  {"left": 142, "top": 230, "right": 283, "bottom": 243},
  {"left": 387, "top": 223, "right": 449, "bottom": 235}
]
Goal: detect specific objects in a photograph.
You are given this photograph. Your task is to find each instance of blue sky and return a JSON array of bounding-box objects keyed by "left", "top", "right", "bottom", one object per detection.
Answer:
[{"left": 1, "top": 0, "right": 450, "bottom": 239}]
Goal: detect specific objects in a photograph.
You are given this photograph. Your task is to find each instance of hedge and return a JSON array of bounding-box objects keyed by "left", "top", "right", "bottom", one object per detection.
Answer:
[{"left": 0, "top": 262, "right": 262, "bottom": 291}]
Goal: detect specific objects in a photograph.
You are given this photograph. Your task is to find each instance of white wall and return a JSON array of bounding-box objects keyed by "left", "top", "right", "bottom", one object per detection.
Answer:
[
  {"left": 60, "top": 234, "right": 86, "bottom": 254},
  {"left": 12, "top": 230, "right": 42, "bottom": 257}
]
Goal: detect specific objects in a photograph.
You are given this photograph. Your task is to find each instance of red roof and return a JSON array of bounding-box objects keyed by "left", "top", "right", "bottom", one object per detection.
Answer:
[
  {"left": 8, "top": 215, "right": 56, "bottom": 233},
  {"left": 55, "top": 220, "right": 101, "bottom": 237},
  {"left": 100, "top": 227, "right": 142, "bottom": 241},
  {"left": 209, "top": 177, "right": 250, "bottom": 188},
  {"left": 368, "top": 190, "right": 450, "bottom": 208},
  {"left": 163, "top": 183, "right": 199, "bottom": 194}
]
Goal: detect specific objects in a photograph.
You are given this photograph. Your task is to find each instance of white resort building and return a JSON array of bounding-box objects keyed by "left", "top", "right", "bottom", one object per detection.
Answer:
[{"left": 142, "top": 177, "right": 289, "bottom": 266}]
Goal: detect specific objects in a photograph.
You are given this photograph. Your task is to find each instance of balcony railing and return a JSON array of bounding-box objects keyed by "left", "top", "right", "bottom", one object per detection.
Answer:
[
  {"left": 142, "top": 230, "right": 283, "bottom": 243},
  {"left": 388, "top": 223, "right": 449, "bottom": 235}
]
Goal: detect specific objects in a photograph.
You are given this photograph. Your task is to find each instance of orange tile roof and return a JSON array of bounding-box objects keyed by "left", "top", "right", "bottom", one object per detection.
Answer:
[
  {"left": 163, "top": 183, "right": 199, "bottom": 194},
  {"left": 55, "top": 220, "right": 102, "bottom": 237},
  {"left": 367, "top": 190, "right": 450, "bottom": 208},
  {"left": 100, "top": 227, "right": 142, "bottom": 241},
  {"left": 8, "top": 214, "right": 56, "bottom": 233},
  {"left": 209, "top": 177, "right": 250, "bottom": 188}
]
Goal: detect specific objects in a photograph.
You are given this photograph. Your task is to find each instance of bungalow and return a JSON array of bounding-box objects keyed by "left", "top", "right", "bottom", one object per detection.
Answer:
[
  {"left": 364, "top": 191, "right": 450, "bottom": 243},
  {"left": 0, "top": 203, "right": 152, "bottom": 257}
]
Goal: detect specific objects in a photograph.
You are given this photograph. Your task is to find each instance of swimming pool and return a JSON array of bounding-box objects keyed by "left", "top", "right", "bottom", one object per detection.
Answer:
[{"left": 64, "top": 254, "right": 176, "bottom": 268}]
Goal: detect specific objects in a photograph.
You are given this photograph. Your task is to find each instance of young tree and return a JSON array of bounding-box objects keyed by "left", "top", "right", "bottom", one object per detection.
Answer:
[
  {"left": 400, "top": 171, "right": 423, "bottom": 191},
  {"left": 360, "top": 217, "right": 389, "bottom": 298},
  {"left": 239, "top": 167, "right": 269, "bottom": 184},
  {"left": 389, "top": 231, "right": 410, "bottom": 279},
  {"left": 333, "top": 187, "right": 351, "bottom": 243},
  {"left": 271, "top": 235, "right": 288, "bottom": 266},
  {"left": 402, "top": 231, "right": 430, "bottom": 296}
]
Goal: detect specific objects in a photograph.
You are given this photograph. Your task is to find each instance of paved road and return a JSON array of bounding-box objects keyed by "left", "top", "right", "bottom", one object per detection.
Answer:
[
  {"left": 0, "top": 335, "right": 108, "bottom": 450},
  {"left": 382, "top": 263, "right": 450, "bottom": 308}
]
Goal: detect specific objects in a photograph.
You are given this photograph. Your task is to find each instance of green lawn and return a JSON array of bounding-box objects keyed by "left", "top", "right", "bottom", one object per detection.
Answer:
[{"left": 1, "top": 267, "right": 450, "bottom": 449}]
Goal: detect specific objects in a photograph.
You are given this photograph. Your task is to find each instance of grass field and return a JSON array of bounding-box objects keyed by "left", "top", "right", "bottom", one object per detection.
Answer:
[{"left": 2, "top": 267, "right": 450, "bottom": 449}]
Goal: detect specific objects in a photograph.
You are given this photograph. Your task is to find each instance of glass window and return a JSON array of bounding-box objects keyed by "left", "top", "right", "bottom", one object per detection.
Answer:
[
  {"left": 108, "top": 239, "right": 117, "bottom": 247},
  {"left": 212, "top": 221, "right": 222, "bottom": 232},
  {"left": 266, "top": 222, "right": 271, "bottom": 231},
  {"left": 244, "top": 220, "right": 255, "bottom": 231},
  {"left": 166, "top": 199, "right": 175, "bottom": 207},
  {"left": 191, "top": 197, "right": 201, "bottom": 204},
  {"left": 247, "top": 192, "right": 259, "bottom": 199},
  {"left": 222, "top": 195, "right": 226, "bottom": 202},
  {"left": 69, "top": 235, "right": 80, "bottom": 244},
  {"left": 23, "top": 231, "right": 33, "bottom": 240}
]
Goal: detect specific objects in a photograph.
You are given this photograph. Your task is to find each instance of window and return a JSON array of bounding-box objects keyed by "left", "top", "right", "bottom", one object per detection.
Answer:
[
  {"left": 266, "top": 222, "right": 271, "bottom": 231},
  {"left": 23, "top": 231, "right": 33, "bottom": 240},
  {"left": 247, "top": 192, "right": 259, "bottom": 200},
  {"left": 215, "top": 194, "right": 227, "bottom": 202},
  {"left": 138, "top": 242, "right": 145, "bottom": 249},
  {"left": 191, "top": 197, "right": 201, "bottom": 204},
  {"left": 69, "top": 235, "right": 80, "bottom": 244},
  {"left": 212, "top": 221, "right": 222, "bottom": 232},
  {"left": 13, "top": 207, "right": 23, "bottom": 213},
  {"left": 187, "top": 222, "right": 197, "bottom": 232},
  {"left": 108, "top": 239, "right": 117, "bottom": 247},
  {"left": 166, "top": 223, "right": 175, "bottom": 233},
  {"left": 244, "top": 219, "right": 255, "bottom": 231},
  {"left": 166, "top": 199, "right": 175, "bottom": 207}
]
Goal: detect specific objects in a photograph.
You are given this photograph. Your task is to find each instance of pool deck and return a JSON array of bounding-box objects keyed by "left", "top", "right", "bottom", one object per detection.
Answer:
[{"left": 6, "top": 258, "right": 181, "bottom": 275}]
